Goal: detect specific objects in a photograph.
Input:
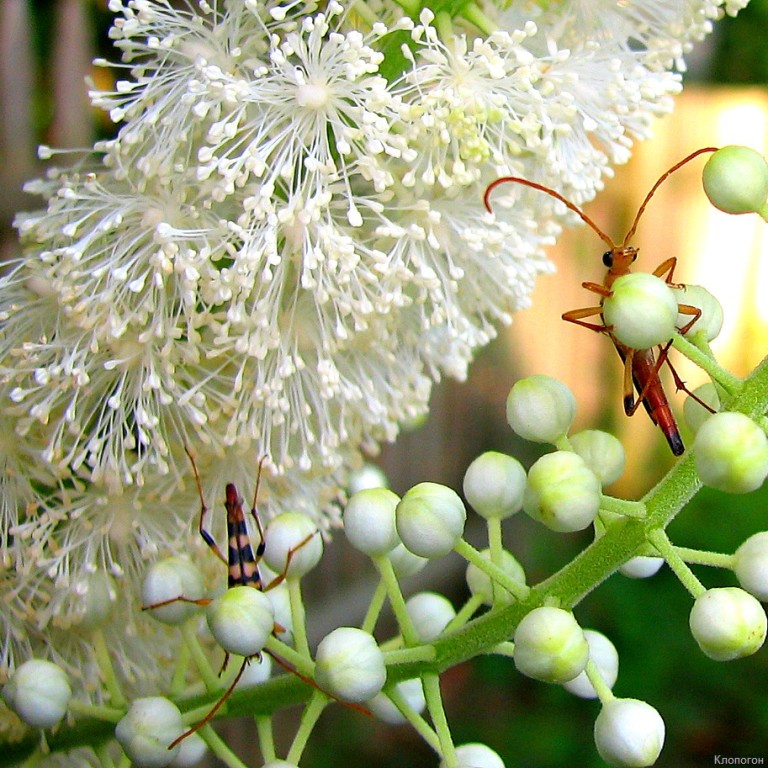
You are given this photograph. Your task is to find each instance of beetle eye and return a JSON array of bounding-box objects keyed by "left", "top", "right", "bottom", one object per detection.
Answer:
[{"left": 602, "top": 251, "right": 613, "bottom": 267}]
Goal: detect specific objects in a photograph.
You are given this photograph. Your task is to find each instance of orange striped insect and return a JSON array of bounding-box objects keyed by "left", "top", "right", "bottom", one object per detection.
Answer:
[
  {"left": 144, "top": 449, "right": 318, "bottom": 748},
  {"left": 484, "top": 147, "right": 719, "bottom": 455}
]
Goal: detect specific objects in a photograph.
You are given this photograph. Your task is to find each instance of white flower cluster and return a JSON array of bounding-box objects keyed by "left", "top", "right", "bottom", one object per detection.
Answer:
[{"left": 0, "top": 0, "right": 747, "bottom": 691}]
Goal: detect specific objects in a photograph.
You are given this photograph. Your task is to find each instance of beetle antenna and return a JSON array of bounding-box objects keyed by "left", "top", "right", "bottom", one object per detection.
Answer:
[
  {"left": 484, "top": 176, "right": 617, "bottom": 249},
  {"left": 621, "top": 147, "right": 718, "bottom": 247}
]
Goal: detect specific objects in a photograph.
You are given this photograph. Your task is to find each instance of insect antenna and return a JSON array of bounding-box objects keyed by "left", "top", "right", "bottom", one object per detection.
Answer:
[
  {"left": 484, "top": 175, "right": 617, "bottom": 249},
  {"left": 621, "top": 146, "right": 718, "bottom": 246}
]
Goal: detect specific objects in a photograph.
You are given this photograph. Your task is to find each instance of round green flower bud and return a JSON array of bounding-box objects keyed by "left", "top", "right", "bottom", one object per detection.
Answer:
[
  {"left": 387, "top": 542, "right": 429, "bottom": 579},
  {"left": 395, "top": 482, "right": 466, "bottom": 559},
  {"left": 2, "top": 659, "right": 71, "bottom": 729},
  {"left": 206, "top": 586, "right": 274, "bottom": 657},
  {"left": 315, "top": 627, "right": 386, "bottom": 704},
  {"left": 702, "top": 145, "right": 768, "bottom": 215},
  {"left": 347, "top": 463, "right": 389, "bottom": 494},
  {"left": 563, "top": 630, "right": 619, "bottom": 699},
  {"left": 263, "top": 512, "right": 322, "bottom": 578},
  {"left": 672, "top": 284, "right": 723, "bottom": 341},
  {"left": 602, "top": 272, "right": 678, "bottom": 350},
  {"left": 693, "top": 412, "right": 768, "bottom": 494},
  {"left": 689, "top": 586, "right": 767, "bottom": 661},
  {"left": 115, "top": 697, "right": 184, "bottom": 767},
  {"left": 71, "top": 572, "right": 117, "bottom": 630},
  {"left": 619, "top": 556, "right": 664, "bottom": 579},
  {"left": 172, "top": 733, "right": 208, "bottom": 767},
  {"left": 465, "top": 548, "right": 526, "bottom": 606},
  {"left": 683, "top": 382, "right": 720, "bottom": 435},
  {"left": 463, "top": 451, "right": 526, "bottom": 519},
  {"left": 594, "top": 698, "right": 665, "bottom": 768},
  {"left": 733, "top": 532, "right": 768, "bottom": 600},
  {"left": 506, "top": 375, "right": 576, "bottom": 444},
  {"left": 259, "top": 564, "right": 293, "bottom": 641},
  {"left": 440, "top": 743, "right": 505, "bottom": 768},
  {"left": 523, "top": 451, "right": 602, "bottom": 532},
  {"left": 405, "top": 592, "right": 456, "bottom": 641},
  {"left": 142, "top": 557, "right": 206, "bottom": 625},
  {"left": 513, "top": 607, "right": 589, "bottom": 683},
  {"left": 344, "top": 488, "right": 401, "bottom": 556},
  {"left": 368, "top": 678, "right": 425, "bottom": 725},
  {"left": 569, "top": 430, "right": 625, "bottom": 487}
]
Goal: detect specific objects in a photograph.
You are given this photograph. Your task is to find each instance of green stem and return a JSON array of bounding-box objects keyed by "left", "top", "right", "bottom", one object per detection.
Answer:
[
  {"left": 422, "top": 673, "right": 455, "bottom": 764},
  {"left": 383, "top": 646, "right": 436, "bottom": 666},
  {"left": 434, "top": 10, "right": 454, "bottom": 43},
  {"left": 671, "top": 331, "right": 743, "bottom": 395},
  {"left": 256, "top": 716, "right": 276, "bottom": 763},
  {"left": 265, "top": 635, "right": 315, "bottom": 679},
  {"left": 287, "top": 579, "right": 310, "bottom": 658},
  {"left": 286, "top": 691, "right": 328, "bottom": 765},
  {"left": 390, "top": 0, "right": 420, "bottom": 16},
  {"left": 460, "top": 2, "right": 498, "bottom": 35},
  {"left": 67, "top": 700, "right": 124, "bottom": 724},
  {"left": 373, "top": 554, "right": 420, "bottom": 646},
  {"left": 453, "top": 539, "right": 530, "bottom": 602},
  {"left": 361, "top": 578, "right": 388, "bottom": 635},
  {"left": 350, "top": 0, "right": 379, "bottom": 26},
  {"left": 647, "top": 528, "right": 706, "bottom": 599},
  {"left": 446, "top": 593, "right": 484, "bottom": 631},
  {"left": 673, "top": 546, "right": 734, "bottom": 569},
  {"left": 96, "top": 743, "right": 117, "bottom": 768},
  {"left": 384, "top": 683, "right": 441, "bottom": 752},
  {"left": 180, "top": 620, "right": 220, "bottom": 692},
  {"left": 91, "top": 629, "right": 126, "bottom": 708},
  {"left": 199, "top": 724, "right": 251, "bottom": 768},
  {"left": 488, "top": 640, "right": 515, "bottom": 658},
  {"left": 599, "top": 496, "right": 647, "bottom": 519},
  {"left": 170, "top": 641, "right": 192, "bottom": 697},
  {"left": 584, "top": 659, "right": 615, "bottom": 705},
  {"left": 487, "top": 516, "right": 504, "bottom": 605}
]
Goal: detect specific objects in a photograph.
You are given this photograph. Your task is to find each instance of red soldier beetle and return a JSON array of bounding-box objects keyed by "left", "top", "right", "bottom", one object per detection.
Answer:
[{"left": 484, "top": 147, "right": 719, "bottom": 455}]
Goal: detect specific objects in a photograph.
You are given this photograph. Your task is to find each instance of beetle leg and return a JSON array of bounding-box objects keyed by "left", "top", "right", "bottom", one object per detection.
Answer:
[
  {"left": 653, "top": 256, "right": 678, "bottom": 284},
  {"left": 675, "top": 302, "right": 702, "bottom": 335},
  {"left": 562, "top": 304, "right": 608, "bottom": 333},
  {"left": 622, "top": 348, "right": 638, "bottom": 415}
]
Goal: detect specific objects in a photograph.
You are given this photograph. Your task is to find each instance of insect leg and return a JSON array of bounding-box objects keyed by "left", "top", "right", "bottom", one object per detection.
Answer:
[
  {"left": 621, "top": 348, "right": 638, "bottom": 415},
  {"left": 141, "top": 595, "right": 211, "bottom": 611},
  {"left": 248, "top": 456, "right": 268, "bottom": 561},
  {"left": 185, "top": 446, "right": 227, "bottom": 566},
  {"left": 168, "top": 657, "right": 250, "bottom": 749},
  {"left": 263, "top": 648, "right": 371, "bottom": 717},
  {"left": 262, "top": 531, "right": 318, "bottom": 593},
  {"left": 652, "top": 257, "right": 678, "bottom": 284},
  {"left": 662, "top": 353, "right": 718, "bottom": 414},
  {"left": 562, "top": 305, "right": 609, "bottom": 333},
  {"left": 673, "top": 301, "right": 702, "bottom": 335}
]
